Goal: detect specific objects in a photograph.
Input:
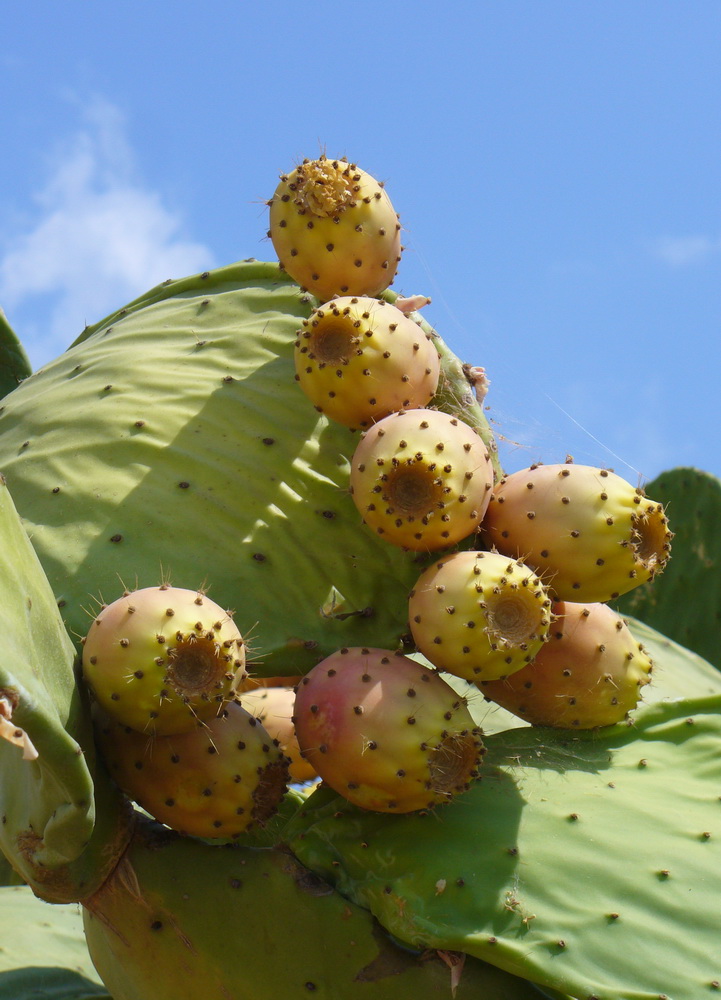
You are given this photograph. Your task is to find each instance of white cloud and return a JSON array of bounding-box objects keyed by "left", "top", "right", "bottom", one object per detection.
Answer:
[
  {"left": 652, "top": 234, "right": 721, "bottom": 267},
  {"left": 0, "top": 97, "right": 216, "bottom": 368}
]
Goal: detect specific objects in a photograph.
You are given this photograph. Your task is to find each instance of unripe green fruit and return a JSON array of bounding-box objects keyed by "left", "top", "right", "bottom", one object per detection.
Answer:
[
  {"left": 93, "top": 699, "right": 289, "bottom": 838},
  {"left": 349, "top": 408, "right": 495, "bottom": 551},
  {"left": 480, "top": 601, "right": 654, "bottom": 728},
  {"left": 294, "top": 296, "right": 440, "bottom": 429},
  {"left": 481, "top": 462, "right": 672, "bottom": 602},
  {"left": 408, "top": 550, "right": 553, "bottom": 683},
  {"left": 293, "top": 647, "right": 484, "bottom": 813},
  {"left": 268, "top": 156, "right": 402, "bottom": 301},
  {"left": 82, "top": 585, "right": 247, "bottom": 735}
]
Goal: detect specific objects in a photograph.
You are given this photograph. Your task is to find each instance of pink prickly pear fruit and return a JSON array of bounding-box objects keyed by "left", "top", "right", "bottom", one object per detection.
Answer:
[
  {"left": 82, "top": 585, "right": 247, "bottom": 736},
  {"left": 93, "top": 699, "right": 289, "bottom": 839},
  {"left": 408, "top": 550, "right": 553, "bottom": 683},
  {"left": 293, "top": 647, "right": 484, "bottom": 813},
  {"left": 239, "top": 685, "right": 317, "bottom": 784},
  {"left": 480, "top": 601, "right": 653, "bottom": 728},
  {"left": 267, "top": 156, "right": 402, "bottom": 301},
  {"left": 293, "top": 296, "right": 441, "bottom": 430},
  {"left": 349, "top": 409, "right": 495, "bottom": 551},
  {"left": 480, "top": 462, "right": 672, "bottom": 603}
]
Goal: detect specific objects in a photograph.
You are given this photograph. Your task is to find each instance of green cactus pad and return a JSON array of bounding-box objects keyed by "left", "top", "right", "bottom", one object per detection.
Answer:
[
  {"left": 0, "top": 309, "right": 32, "bottom": 402},
  {"left": 82, "top": 813, "right": 546, "bottom": 1000},
  {"left": 0, "top": 885, "right": 110, "bottom": 999},
  {"left": 0, "top": 476, "right": 131, "bottom": 901},
  {"left": 286, "top": 632, "right": 721, "bottom": 1000},
  {"left": 614, "top": 467, "right": 721, "bottom": 670},
  {"left": 0, "top": 262, "right": 498, "bottom": 678}
]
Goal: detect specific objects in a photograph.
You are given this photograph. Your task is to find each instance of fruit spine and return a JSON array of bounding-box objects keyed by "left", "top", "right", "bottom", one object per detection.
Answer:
[
  {"left": 293, "top": 647, "right": 484, "bottom": 813},
  {"left": 294, "top": 295, "right": 441, "bottom": 429},
  {"left": 268, "top": 156, "right": 402, "bottom": 301}
]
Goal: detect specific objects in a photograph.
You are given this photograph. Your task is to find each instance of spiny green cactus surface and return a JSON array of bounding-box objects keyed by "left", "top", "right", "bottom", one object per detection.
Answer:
[
  {"left": 0, "top": 262, "right": 497, "bottom": 678},
  {"left": 0, "top": 886, "right": 110, "bottom": 999},
  {"left": 286, "top": 626, "right": 721, "bottom": 1000},
  {"left": 0, "top": 309, "right": 32, "bottom": 402},
  {"left": 0, "top": 475, "right": 132, "bottom": 901},
  {"left": 81, "top": 812, "right": 548, "bottom": 1000},
  {"left": 614, "top": 467, "right": 721, "bottom": 670}
]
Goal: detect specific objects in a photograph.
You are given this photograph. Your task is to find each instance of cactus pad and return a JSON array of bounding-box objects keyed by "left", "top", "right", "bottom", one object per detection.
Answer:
[
  {"left": 82, "top": 813, "right": 551, "bottom": 1000},
  {"left": 614, "top": 467, "right": 721, "bottom": 670},
  {"left": 0, "top": 476, "right": 131, "bottom": 901},
  {"left": 0, "top": 309, "right": 31, "bottom": 402},
  {"left": 287, "top": 624, "right": 721, "bottom": 1000}
]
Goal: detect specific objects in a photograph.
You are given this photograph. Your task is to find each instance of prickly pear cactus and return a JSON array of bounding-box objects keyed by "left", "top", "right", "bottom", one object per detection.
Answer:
[
  {"left": 0, "top": 237, "right": 718, "bottom": 1000},
  {"left": 0, "top": 261, "right": 497, "bottom": 678},
  {"left": 614, "top": 467, "right": 721, "bottom": 670}
]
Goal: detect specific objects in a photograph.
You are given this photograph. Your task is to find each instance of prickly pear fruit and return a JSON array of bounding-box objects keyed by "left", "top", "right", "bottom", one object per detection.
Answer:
[
  {"left": 481, "top": 462, "right": 672, "bottom": 602},
  {"left": 293, "top": 296, "right": 440, "bottom": 429},
  {"left": 268, "top": 156, "right": 402, "bottom": 301},
  {"left": 349, "top": 409, "right": 495, "bottom": 551},
  {"left": 480, "top": 601, "right": 653, "bottom": 727},
  {"left": 240, "top": 684, "right": 317, "bottom": 784},
  {"left": 93, "top": 699, "right": 289, "bottom": 838},
  {"left": 293, "top": 647, "right": 484, "bottom": 813},
  {"left": 82, "top": 585, "right": 247, "bottom": 736},
  {"left": 408, "top": 550, "right": 553, "bottom": 683}
]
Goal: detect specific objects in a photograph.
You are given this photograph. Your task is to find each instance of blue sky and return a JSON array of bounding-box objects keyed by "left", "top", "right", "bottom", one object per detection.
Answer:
[{"left": 2, "top": 1, "right": 720, "bottom": 485}]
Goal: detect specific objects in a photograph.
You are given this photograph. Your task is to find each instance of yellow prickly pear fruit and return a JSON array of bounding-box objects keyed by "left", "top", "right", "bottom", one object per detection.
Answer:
[
  {"left": 349, "top": 408, "right": 495, "bottom": 551},
  {"left": 268, "top": 156, "right": 402, "bottom": 301},
  {"left": 408, "top": 550, "right": 553, "bottom": 683},
  {"left": 93, "top": 700, "right": 289, "bottom": 838},
  {"left": 480, "top": 602, "right": 654, "bottom": 728},
  {"left": 294, "top": 296, "right": 440, "bottom": 429},
  {"left": 480, "top": 462, "right": 672, "bottom": 603},
  {"left": 82, "top": 585, "right": 247, "bottom": 736}
]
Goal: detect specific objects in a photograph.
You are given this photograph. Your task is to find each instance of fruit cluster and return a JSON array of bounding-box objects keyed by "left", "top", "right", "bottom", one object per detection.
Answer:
[{"left": 81, "top": 154, "right": 672, "bottom": 831}]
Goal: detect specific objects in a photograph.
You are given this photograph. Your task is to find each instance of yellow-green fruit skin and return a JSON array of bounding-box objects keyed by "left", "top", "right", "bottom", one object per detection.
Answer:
[
  {"left": 268, "top": 157, "right": 401, "bottom": 301},
  {"left": 293, "top": 647, "right": 483, "bottom": 813},
  {"left": 408, "top": 550, "right": 553, "bottom": 683},
  {"left": 480, "top": 602, "right": 653, "bottom": 728},
  {"left": 294, "top": 296, "right": 440, "bottom": 429},
  {"left": 349, "top": 409, "right": 495, "bottom": 551},
  {"left": 480, "top": 463, "right": 672, "bottom": 603},
  {"left": 93, "top": 700, "right": 289, "bottom": 838},
  {"left": 82, "top": 586, "right": 247, "bottom": 736}
]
